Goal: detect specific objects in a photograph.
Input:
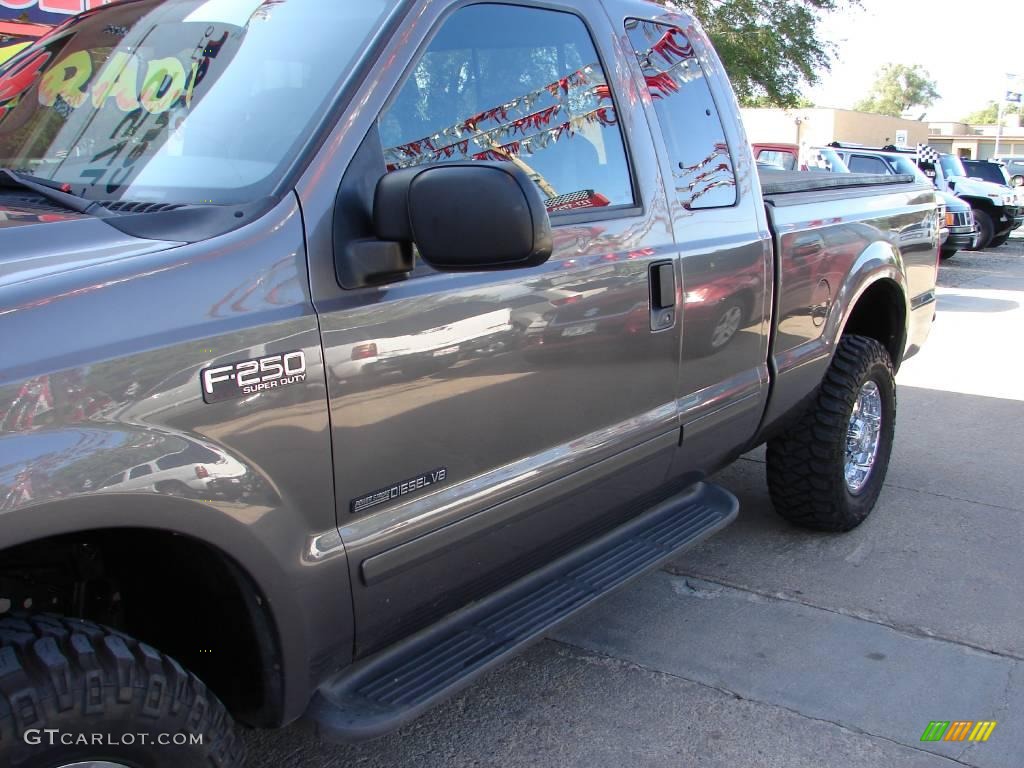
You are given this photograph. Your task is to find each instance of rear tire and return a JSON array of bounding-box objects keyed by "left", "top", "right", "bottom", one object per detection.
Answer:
[
  {"left": 766, "top": 335, "right": 896, "bottom": 532},
  {"left": 966, "top": 209, "right": 993, "bottom": 250},
  {"left": 939, "top": 248, "right": 957, "bottom": 260},
  {"left": 0, "top": 614, "right": 245, "bottom": 768}
]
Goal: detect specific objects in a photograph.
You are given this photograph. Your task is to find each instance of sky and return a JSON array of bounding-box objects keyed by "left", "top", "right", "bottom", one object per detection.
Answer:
[{"left": 806, "top": 0, "right": 1024, "bottom": 121}]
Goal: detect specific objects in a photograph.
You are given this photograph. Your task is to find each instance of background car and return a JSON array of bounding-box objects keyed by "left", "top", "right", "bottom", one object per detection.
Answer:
[
  {"left": 963, "top": 158, "right": 1021, "bottom": 199},
  {"left": 807, "top": 146, "right": 850, "bottom": 173},
  {"left": 96, "top": 442, "right": 250, "bottom": 499},
  {"left": 752, "top": 143, "right": 800, "bottom": 170},
  {"left": 831, "top": 147, "right": 977, "bottom": 258},
  {"left": 751, "top": 143, "right": 850, "bottom": 173},
  {"left": 992, "top": 155, "right": 1024, "bottom": 187}
]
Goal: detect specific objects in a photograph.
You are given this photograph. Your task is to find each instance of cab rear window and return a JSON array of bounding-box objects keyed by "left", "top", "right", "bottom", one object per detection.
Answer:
[{"left": 624, "top": 18, "right": 736, "bottom": 210}]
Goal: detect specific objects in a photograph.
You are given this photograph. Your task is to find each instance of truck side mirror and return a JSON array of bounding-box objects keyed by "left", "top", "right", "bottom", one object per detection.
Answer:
[{"left": 373, "top": 162, "right": 553, "bottom": 272}]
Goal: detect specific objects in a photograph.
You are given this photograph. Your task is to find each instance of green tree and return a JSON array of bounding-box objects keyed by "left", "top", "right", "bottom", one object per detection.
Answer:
[
  {"left": 853, "top": 64, "right": 939, "bottom": 117},
  {"left": 961, "top": 101, "right": 1021, "bottom": 125},
  {"left": 677, "top": 0, "right": 854, "bottom": 108}
]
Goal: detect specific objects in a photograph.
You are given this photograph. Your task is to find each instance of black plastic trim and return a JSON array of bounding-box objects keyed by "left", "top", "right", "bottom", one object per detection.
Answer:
[
  {"left": 101, "top": 196, "right": 278, "bottom": 243},
  {"left": 760, "top": 170, "right": 917, "bottom": 196},
  {"left": 307, "top": 480, "right": 737, "bottom": 742}
]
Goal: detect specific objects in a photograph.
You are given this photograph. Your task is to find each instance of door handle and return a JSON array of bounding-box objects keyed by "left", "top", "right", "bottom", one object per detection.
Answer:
[
  {"left": 649, "top": 261, "right": 676, "bottom": 332},
  {"left": 651, "top": 262, "right": 675, "bottom": 309}
]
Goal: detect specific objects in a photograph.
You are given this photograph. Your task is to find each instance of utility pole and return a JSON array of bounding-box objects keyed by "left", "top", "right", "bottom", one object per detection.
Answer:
[
  {"left": 995, "top": 73, "right": 1021, "bottom": 158},
  {"left": 995, "top": 100, "right": 1004, "bottom": 158}
]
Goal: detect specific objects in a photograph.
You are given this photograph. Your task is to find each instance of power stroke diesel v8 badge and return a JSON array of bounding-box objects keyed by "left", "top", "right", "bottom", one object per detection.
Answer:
[
  {"left": 351, "top": 468, "right": 448, "bottom": 514},
  {"left": 200, "top": 350, "right": 307, "bottom": 403}
]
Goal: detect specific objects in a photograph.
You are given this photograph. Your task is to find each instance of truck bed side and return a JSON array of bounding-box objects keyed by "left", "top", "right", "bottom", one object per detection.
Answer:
[{"left": 758, "top": 175, "right": 939, "bottom": 434}]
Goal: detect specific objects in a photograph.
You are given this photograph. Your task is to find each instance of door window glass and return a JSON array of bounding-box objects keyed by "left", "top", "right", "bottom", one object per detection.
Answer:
[
  {"left": 379, "top": 4, "right": 633, "bottom": 213},
  {"left": 848, "top": 155, "right": 890, "bottom": 174},
  {"left": 757, "top": 150, "right": 796, "bottom": 170},
  {"left": 624, "top": 19, "right": 736, "bottom": 209}
]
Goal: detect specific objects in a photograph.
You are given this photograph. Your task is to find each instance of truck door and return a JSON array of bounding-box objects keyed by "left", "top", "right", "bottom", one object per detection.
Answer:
[
  {"left": 315, "top": 3, "right": 681, "bottom": 656},
  {"left": 623, "top": 17, "right": 772, "bottom": 475}
]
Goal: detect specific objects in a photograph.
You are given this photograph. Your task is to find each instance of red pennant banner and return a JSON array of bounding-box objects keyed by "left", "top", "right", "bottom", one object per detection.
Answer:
[{"left": 650, "top": 27, "right": 695, "bottom": 65}]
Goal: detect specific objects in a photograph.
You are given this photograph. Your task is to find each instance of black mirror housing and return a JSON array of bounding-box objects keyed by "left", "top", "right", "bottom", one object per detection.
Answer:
[{"left": 373, "top": 162, "right": 553, "bottom": 271}]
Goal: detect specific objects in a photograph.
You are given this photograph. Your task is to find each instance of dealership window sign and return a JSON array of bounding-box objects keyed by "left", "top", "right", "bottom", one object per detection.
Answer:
[
  {"left": 895, "top": 130, "right": 908, "bottom": 149},
  {"left": 0, "top": 1, "right": 115, "bottom": 25}
]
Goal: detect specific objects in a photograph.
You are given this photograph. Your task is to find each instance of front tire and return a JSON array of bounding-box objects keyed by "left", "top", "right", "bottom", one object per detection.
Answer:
[
  {"left": 766, "top": 335, "right": 896, "bottom": 532},
  {"left": 966, "top": 208, "right": 993, "bottom": 251},
  {"left": 0, "top": 614, "right": 245, "bottom": 768},
  {"left": 939, "top": 248, "right": 957, "bottom": 260},
  {"left": 989, "top": 233, "right": 1010, "bottom": 248}
]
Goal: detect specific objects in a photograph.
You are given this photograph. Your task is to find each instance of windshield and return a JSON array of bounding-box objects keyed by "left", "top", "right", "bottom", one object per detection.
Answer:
[
  {"left": 939, "top": 154, "right": 967, "bottom": 179},
  {"left": 963, "top": 161, "right": 1010, "bottom": 186},
  {"left": 0, "top": 0, "right": 395, "bottom": 204}
]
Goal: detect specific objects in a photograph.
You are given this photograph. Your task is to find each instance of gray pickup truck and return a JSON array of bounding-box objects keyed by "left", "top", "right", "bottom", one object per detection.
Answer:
[{"left": 0, "top": 1, "right": 938, "bottom": 765}]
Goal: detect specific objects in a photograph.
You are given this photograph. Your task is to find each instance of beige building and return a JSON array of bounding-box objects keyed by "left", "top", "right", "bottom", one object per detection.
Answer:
[
  {"left": 740, "top": 107, "right": 929, "bottom": 151},
  {"left": 928, "top": 117, "right": 1024, "bottom": 159}
]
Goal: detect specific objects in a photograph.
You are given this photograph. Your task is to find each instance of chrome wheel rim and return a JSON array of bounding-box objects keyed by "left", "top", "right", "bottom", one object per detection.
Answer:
[
  {"left": 711, "top": 305, "right": 743, "bottom": 348},
  {"left": 845, "top": 380, "right": 882, "bottom": 493}
]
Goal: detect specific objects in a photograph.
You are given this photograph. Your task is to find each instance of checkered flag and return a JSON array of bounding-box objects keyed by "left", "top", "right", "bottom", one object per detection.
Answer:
[
  {"left": 544, "top": 189, "right": 611, "bottom": 212},
  {"left": 916, "top": 144, "right": 940, "bottom": 163}
]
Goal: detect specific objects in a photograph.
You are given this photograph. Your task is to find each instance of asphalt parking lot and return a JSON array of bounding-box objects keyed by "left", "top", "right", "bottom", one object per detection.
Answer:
[{"left": 247, "top": 232, "right": 1024, "bottom": 768}]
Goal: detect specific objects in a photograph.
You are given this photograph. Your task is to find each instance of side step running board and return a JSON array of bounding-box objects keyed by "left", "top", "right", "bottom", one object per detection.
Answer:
[{"left": 307, "top": 480, "right": 738, "bottom": 741}]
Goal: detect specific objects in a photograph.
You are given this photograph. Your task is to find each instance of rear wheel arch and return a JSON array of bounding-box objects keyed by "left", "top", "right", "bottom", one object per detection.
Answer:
[{"left": 835, "top": 274, "right": 907, "bottom": 372}]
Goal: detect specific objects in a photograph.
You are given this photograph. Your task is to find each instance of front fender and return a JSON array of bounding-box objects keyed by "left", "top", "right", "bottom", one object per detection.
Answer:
[
  {"left": 0, "top": 195, "right": 352, "bottom": 724},
  {"left": 0, "top": 422, "right": 352, "bottom": 724}
]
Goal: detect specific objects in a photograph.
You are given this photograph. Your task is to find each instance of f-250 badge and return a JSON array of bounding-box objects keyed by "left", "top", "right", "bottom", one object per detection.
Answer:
[{"left": 200, "top": 351, "right": 307, "bottom": 403}]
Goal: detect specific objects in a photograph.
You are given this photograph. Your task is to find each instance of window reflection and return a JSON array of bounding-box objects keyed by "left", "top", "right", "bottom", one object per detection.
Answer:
[
  {"left": 379, "top": 5, "right": 633, "bottom": 213},
  {"left": 624, "top": 19, "right": 737, "bottom": 210}
]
